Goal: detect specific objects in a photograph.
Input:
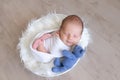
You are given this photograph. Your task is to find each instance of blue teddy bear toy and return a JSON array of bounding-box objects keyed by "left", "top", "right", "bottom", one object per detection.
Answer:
[{"left": 52, "top": 45, "right": 86, "bottom": 73}]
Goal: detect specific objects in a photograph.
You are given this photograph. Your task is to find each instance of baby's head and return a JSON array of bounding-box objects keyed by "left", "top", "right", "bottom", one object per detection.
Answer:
[{"left": 58, "top": 15, "right": 83, "bottom": 47}]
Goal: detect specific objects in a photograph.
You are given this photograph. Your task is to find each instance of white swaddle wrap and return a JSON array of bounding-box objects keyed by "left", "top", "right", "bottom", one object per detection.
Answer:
[
  {"left": 30, "top": 30, "right": 70, "bottom": 63},
  {"left": 44, "top": 32, "right": 70, "bottom": 57}
]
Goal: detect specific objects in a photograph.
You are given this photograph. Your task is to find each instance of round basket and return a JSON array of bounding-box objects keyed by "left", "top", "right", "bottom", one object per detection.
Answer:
[{"left": 17, "top": 13, "right": 90, "bottom": 77}]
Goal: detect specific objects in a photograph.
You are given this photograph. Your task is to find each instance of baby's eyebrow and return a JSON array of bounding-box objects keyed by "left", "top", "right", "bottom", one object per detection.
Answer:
[{"left": 63, "top": 31, "right": 68, "bottom": 34}]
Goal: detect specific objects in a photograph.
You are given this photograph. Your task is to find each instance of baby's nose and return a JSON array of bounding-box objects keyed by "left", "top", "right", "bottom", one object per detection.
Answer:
[{"left": 68, "top": 35, "right": 73, "bottom": 40}]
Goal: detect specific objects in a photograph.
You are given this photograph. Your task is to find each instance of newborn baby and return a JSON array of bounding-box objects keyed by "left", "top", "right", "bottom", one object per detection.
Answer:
[{"left": 32, "top": 15, "right": 83, "bottom": 61}]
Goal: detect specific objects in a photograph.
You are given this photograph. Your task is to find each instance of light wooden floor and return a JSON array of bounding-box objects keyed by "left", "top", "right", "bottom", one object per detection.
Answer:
[{"left": 0, "top": 0, "right": 120, "bottom": 80}]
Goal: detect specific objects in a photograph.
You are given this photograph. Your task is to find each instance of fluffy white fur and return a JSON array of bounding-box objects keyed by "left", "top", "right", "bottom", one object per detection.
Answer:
[{"left": 17, "top": 13, "right": 90, "bottom": 77}]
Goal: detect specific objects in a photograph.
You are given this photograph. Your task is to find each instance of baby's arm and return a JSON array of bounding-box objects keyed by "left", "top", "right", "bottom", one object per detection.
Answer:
[
  {"left": 37, "top": 43, "right": 48, "bottom": 53},
  {"left": 32, "top": 33, "right": 52, "bottom": 52}
]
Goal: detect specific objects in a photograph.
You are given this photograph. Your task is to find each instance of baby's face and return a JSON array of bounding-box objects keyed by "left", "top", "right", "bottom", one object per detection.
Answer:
[{"left": 59, "top": 23, "right": 82, "bottom": 47}]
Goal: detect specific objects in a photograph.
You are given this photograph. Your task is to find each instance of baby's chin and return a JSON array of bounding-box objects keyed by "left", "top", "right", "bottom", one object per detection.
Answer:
[{"left": 66, "top": 42, "right": 76, "bottom": 47}]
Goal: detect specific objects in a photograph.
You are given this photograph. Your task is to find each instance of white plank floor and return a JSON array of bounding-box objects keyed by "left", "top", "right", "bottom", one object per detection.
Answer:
[{"left": 0, "top": 0, "right": 120, "bottom": 80}]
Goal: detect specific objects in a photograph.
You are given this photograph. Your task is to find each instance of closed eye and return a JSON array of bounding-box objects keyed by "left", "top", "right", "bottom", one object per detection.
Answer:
[
  {"left": 62, "top": 31, "right": 69, "bottom": 36},
  {"left": 74, "top": 35, "right": 78, "bottom": 38}
]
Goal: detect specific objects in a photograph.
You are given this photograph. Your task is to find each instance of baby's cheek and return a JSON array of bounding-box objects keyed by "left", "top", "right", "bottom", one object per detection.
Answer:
[
  {"left": 61, "top": 35, "right": 67, "bottom": 43},
  {"left": 63, "top": 35, "right": 67, "bottom": 40}
]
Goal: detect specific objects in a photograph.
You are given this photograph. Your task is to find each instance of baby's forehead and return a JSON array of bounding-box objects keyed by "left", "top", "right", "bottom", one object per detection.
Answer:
[
  {"left": 62, "top": 26, "right": 82, "bottom": 33},
  {"left": 62, "top": 22, "right": 82, "bottom": 30}
]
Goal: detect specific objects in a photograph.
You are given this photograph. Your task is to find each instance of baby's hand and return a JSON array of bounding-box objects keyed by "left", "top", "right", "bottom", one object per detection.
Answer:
[
  {"left": 37, "top": 42, "right": 47, "bottom": 52},
  {"left": 32, "top": 38, "right": 43, "bottom": 49}
]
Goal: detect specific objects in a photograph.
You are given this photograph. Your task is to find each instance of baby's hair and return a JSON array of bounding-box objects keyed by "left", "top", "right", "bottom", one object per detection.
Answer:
[{"left": 60, "top": 15, "right": 84, "bottom": 33}]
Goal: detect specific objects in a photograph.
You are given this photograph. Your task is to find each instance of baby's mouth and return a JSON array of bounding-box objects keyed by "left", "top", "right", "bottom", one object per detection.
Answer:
[{"left": 67, "top": 41, "right": 73, "bottom": 45}]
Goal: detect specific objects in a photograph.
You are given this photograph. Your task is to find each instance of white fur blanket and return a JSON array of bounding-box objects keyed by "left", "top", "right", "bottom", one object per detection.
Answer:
[{"left": 17, "top": 13, "right": 90, "bottom": 77}]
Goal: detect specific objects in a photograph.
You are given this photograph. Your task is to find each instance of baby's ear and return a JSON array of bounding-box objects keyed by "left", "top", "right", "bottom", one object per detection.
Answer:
[
  {"left": 56, "top": 30, "right": 59, "bottom": 34},
  {"left": 55, "top": 30, "right": 60, "bottom": 37}
]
